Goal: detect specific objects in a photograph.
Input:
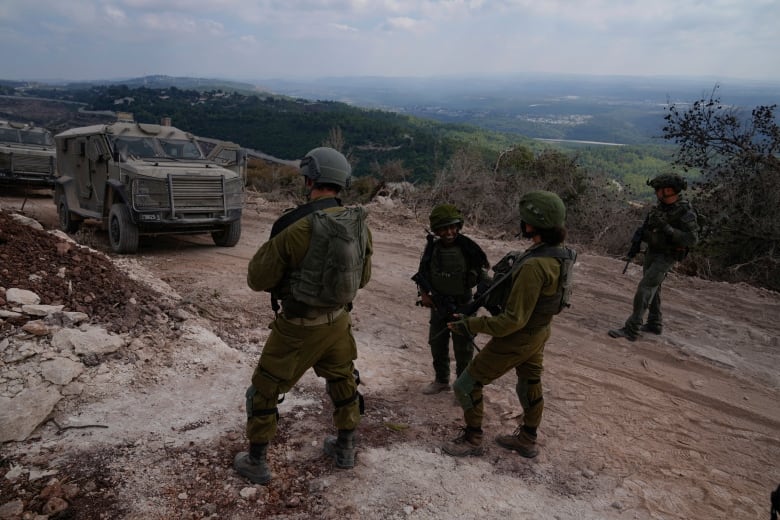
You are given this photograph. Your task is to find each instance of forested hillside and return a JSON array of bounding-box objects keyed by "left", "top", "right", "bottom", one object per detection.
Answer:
[{"left": 3, "top": 81, "right": 673, "bottom": 187}]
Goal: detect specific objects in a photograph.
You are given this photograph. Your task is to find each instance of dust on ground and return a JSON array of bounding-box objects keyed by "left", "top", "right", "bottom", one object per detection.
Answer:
[{"left": 1, "top": 186, "right": 778, "bottom": 519}]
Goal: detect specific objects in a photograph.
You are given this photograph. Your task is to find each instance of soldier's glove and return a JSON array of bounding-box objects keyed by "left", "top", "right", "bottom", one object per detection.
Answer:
[
  {"left": 662, "top": 224, "right": 675, "bottom": 236},
  {"left": 448, "top": 319, "right": 472, "bottom": 337}
]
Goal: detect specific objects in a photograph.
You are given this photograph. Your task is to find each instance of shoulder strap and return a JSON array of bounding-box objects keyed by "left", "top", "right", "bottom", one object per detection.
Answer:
[
  {"left": 454, "top": 234, "right": 490, "bottom": 269},
  {"left": 269, "top": 197, "right": 341, "bottom": 239},
  {"left": 419, "top": 232, "right": 437, "bottom": 270}
]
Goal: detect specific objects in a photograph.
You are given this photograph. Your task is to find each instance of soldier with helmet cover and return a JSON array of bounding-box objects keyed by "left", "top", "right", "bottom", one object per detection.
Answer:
[
  {"left": 412, "top": 204, "right": 489, "bottom": 395},
  {"left": 609, "top": 173, "right": 699, "bottom": 341},
  {"left": 442, "top": 191, "right": 576, "bottom": 458},
  {"left": 234, "top": 147, "right": 373, "bottom": 484}
]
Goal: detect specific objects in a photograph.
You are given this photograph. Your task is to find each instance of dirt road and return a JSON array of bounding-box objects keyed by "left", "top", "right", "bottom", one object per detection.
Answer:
[{"left": 1, "top": 188, "right": 778, "bottom": 519}]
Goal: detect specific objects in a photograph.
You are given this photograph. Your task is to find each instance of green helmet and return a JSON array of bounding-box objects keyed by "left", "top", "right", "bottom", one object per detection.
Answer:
[
  {"left": 647, "top": 173, "right": 687, "bottom": 193},
  {"left": 429, "top": 204, "right": 464, "bottom": 231},
  {"left": 518, "top": 191, "right": 566, "bottom": 229},
  {"left": 300, "top": 147, "right": 352, "bottom": 188}
]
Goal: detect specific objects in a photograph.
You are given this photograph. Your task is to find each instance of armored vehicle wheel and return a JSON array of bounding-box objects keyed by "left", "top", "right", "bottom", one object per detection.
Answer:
[
  {"left": 108, "top": 203, "right": 139, "bottom": 254},
  {"left": 212, "top": 219, "right": 241, "bottom": 247},
  {"left": 58, "top": 199, "right": 81, "bottom": 233}
]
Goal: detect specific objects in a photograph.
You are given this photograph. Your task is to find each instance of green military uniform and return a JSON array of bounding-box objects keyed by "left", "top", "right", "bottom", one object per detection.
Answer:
[
  {"left": 622, "top": 197, "right": 698, "bottom": 336},
  {"left": 442, "top": 190, "right": 571, "bottom": 459},
  {"left": 456, "top": 248, "right": 561, "bottom": 433},
  {"left": 245, "top": 195, "right": 373, "bottom": 445}
]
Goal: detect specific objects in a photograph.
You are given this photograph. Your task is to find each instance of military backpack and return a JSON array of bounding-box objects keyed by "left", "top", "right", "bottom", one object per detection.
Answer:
[
  {"left": 289, "top": 207, "right": 368, "bottom": 308},
  {"left": 478, "top": 244, "right": 577, "bottom": 316}
]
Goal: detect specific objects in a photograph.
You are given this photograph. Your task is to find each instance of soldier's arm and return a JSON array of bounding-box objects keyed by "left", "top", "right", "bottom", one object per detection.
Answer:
[
  {"left": 247, "top": 219, "right": 311, "bottom": 292},
  {"left": 464, "top": 260, "right": 548, "bottom": 337},
  {"left": 665, "top": 211, "right": 699, "bottom": 248}
]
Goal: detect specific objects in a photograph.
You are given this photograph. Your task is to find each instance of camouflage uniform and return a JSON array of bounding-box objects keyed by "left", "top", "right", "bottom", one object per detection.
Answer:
[
  {"left": 622, "top": 197, "right": 698, "bottom": 336},
  {"left": 244, "top": 196, "right": 372, "bottom": 445},
  {"left": 419, "top": 235, "right": 488, "bottom": 385}
]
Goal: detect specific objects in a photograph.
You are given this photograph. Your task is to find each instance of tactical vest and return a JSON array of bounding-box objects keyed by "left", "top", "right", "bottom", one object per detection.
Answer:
[
  {"left": 480, "top": 244, "right": 577, "bottom": 317},
  {"left": 429, "top": 245, "right": 470, "bottom": 297},
  {"left": 288, "top": 206, "right": 368, "bottom": 310},
  {"left": 643, "top": 199, "right": 698, "bottom": 258},
  {"left": 417, "top": 233, "right": 489, "bottom": 300}
]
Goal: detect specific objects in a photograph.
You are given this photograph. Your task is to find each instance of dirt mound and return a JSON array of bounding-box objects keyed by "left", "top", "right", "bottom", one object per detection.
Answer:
[{"left": 0, "top": 210, "right": 171, "bottom": 333}]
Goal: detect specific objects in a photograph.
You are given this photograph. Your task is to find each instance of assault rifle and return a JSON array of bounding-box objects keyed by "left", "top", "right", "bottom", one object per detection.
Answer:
[
  {"left": 411, "top": 271, "right": 459, "bottom": 320},
  {"left": 427, "top": 256, "right": 520, "bottom": 343},
  {"left": 622, "top": 216, "right": 648, "bottom": 274}
]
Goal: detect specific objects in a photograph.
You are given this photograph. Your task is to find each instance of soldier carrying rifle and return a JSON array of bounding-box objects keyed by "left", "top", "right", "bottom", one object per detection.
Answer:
[
  {"left": 412, "top": 204, "right": 489, "bottom": 395},
  {"left": 609, "top": 173, "right": 699, "bottom": 341}
]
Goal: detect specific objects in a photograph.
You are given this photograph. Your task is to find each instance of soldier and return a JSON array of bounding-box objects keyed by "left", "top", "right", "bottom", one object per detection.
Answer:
[
  {"left": 442, "top": 191, "right": 576, "bottom": 458},
  {"left": 412, "top": 204, "right": 489, "bottom": 395},
  {"left": 609, "top": 173, "right": 699, "bottom": 341},
  {"left": 233, "top": 147, "right": 373, "bottom": 484}
]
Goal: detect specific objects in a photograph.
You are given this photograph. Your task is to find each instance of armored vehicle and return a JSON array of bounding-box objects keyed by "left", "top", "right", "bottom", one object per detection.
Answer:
[
  {"left": 54, "top": 120, "right": 245, "bottom": 254},
  {"left": 196, "top": 136, "right": 248, "bottom": 182},
  {"left": 0, "top": 120, "right": 57, "bottom": 186}
]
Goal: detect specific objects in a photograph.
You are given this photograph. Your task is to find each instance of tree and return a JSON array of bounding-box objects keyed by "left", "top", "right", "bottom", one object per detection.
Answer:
[
  {"left": 663, "top": 85, "right": 780, "bottom": 290},
  {"left": 322, "top": 125, "right": 346, "bottom": 153}
]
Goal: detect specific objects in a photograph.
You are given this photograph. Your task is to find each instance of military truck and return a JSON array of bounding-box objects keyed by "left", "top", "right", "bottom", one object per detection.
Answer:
[
  {"left": 54, "top": 119, "right": 245, "bottom": 254},
  {"left": 0, "top": 120, "right": 57, "bottom": 186}
]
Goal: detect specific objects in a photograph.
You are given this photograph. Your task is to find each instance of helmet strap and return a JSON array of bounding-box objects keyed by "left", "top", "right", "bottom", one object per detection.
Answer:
[{"left": 520, "top": 221, "right": 535, "bottom": 239}]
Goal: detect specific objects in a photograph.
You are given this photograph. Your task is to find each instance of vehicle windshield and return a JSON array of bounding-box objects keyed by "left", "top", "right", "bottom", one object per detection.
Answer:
[
  {"left": 113, "top": 137, "right": 205, "bottom": 161},
  {"left": 0, "top": 128, "right": 53, "bottom": 146},
  {"left": 20, "top": 130, "right": 54, "bottom": 146}
]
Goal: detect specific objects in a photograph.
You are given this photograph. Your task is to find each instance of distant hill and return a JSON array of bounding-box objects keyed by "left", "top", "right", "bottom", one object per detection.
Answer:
[
  {"left": 257, "top": 74, "right": 780, "bottom": 146},
  {"left": 3, "top": 73, "right": 750, "bottom": 184},
  {"left": 59, "top": 75, "right": 266, "bottom": 96},
  {"left": 1, "top": 80, "right": 527, "bottom": 180}
]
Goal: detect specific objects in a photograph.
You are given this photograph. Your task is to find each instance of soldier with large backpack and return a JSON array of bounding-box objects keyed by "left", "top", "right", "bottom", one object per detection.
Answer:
[
  {"left": 412, "top": 204, "right": 489, "bottom": 395},
  {"left": 234, "top": 147, "right": 373, "bottom": 485},
  {"left": 608, "top": 173, "right": 699, "bottom": 341},
  {"left": 442, "top": 191, "right": 576, "bottom": 459}
]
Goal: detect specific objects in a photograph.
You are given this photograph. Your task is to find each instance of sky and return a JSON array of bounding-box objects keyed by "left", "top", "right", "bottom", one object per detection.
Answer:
[{"left": 2, "top": 0, "right": 779, "bottom": 83}]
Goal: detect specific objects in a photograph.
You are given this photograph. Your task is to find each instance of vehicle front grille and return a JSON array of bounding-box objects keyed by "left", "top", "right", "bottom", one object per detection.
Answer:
[
  {"left": 169, "top": 176, "right": 227, "bottom": 212},
  {"left": 132, "top": 175, "right": 243, "bottom": 215},
  {"left": 0, "top": 152, "right": 55, "bottom": 175}
]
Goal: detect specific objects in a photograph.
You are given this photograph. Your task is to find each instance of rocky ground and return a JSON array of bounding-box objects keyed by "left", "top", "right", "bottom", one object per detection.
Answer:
[{"left": 0, "top": 186, "right": 779, "bottom": 520}]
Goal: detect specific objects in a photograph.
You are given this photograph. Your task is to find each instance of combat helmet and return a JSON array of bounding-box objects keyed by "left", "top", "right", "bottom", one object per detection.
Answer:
[
  {"left": 429, "top": 204, "right": 464, "bottom": 231},
  {"left": 300, "top": 147, "right": 352, "bottom": 188},
  {"left": 647, "top": 173, "right": 687, "bottom": 193},
  {"left": 518, "top": 191, "right": 566, "bottom": 229}
]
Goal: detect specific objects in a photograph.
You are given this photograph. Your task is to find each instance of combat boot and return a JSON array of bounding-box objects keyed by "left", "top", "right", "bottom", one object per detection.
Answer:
[
  {"left": 496, "top": 427, "right": 539, "bottom": 458},
  {"left": 422, "top": 380, "right": 450, "bottom": 395},
  {"left": 442, "top": 427, "right": 484, "bottom": 457},
  {"left": 233, "top": 443, "right": 272, "bottom": 484},
  {"left": 608, "top": 327, "right": 639, "bottom": 342},
  {"left": 640, "top": 323, "right": 663, "bottom": 335},
  {"left": 324, "top": 429, "right": 356, "bottom": 468}
]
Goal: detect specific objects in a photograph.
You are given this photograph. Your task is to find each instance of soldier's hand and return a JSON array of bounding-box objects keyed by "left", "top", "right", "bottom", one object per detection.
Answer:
[
  {"left": 448, "top": 319, "right": 472, "bottom": 337},
  {"left": 419, "top": 293, "right": 434, "bottom": 308}
]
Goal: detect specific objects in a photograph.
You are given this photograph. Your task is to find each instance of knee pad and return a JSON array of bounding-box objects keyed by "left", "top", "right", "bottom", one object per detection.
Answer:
[
  {"left": 453, "top": 370, "right": 481, "bottom": 410},
  {"left": 245, "top": 385, "right": 279, "bottom": 421},
  {"left": 327, "top": 376, "right": 359, "bottom": 406},
  {"left": 515, "top": 378, "right": 543, "bottom": 412}
]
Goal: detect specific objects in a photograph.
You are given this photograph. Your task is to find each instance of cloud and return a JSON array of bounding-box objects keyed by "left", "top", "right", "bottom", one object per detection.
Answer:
[
  {"left": 0, "top": 0, "right": 778, "bottom": 81},
  {"left": 381, "top": 16, "right": 424, "bottom": 32}
]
